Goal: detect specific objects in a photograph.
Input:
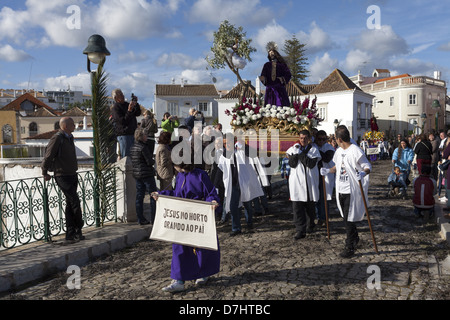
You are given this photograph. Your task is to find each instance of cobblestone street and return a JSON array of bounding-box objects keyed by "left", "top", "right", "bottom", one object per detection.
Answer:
[{"left": 3, "top": 160, "right": 449, "bottom": 301}]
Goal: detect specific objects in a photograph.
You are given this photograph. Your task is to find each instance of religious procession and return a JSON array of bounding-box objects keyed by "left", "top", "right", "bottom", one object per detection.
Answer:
[
  {"left": 129, "top": 42, "right": 377, "bottom": 293},
  {"left": 40, "top": 39, "right": 448, "bottom": 297}
]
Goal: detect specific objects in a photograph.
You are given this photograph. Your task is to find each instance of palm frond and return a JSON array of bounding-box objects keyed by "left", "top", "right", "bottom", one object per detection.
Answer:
[{"left": 90, "top": 60, "right": 118, "bottom": 225}]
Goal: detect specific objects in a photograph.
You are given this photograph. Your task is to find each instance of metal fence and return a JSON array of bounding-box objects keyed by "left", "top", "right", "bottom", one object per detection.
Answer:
[{"left": 0, "top": 169, "right": 119, "bottom": 250}]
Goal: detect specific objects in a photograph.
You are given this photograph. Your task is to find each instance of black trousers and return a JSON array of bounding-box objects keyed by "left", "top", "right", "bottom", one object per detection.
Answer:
[
  {"left": 55, "top": 175, "right": 84, "bottom": 239},
  {"left": 292, "top": 201, "right": 316, "bottom": 234},
  {"left": 338, "top": 193, "right": 358, "bottom": 250}
]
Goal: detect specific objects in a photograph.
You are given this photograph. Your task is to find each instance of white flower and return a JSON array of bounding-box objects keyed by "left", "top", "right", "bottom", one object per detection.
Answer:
[
  {"left": 251, "top": 115, "right": 258, "bottom": 120},
  {"left": 257, "top": 114, "right": 262, "bottom": 119},
  {"left": 287, "top": 117, "right": 293, "bottom": 122},
  {"left": 243, "top": 119, "right": 248, "bottom": 124},
  {"left": 236, "top": 120, "right": 242, "bottom": 126},
  {"left": 232, "top": 120, "right": 237, "bottom": 125}
]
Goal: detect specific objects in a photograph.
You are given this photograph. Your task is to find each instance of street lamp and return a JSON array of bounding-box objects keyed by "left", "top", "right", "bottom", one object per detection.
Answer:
[
  {"left": 333, "top": 119, "right": 339, "bottom": 132},
  {"left": 421, "top": 112, "right": 427, "bottom": 133},
  {"left": 432, "top": 99, "right": 441, "bottom": 131},
  {"left": 83, "top": 34, "right": 111, "bottom": 72}
]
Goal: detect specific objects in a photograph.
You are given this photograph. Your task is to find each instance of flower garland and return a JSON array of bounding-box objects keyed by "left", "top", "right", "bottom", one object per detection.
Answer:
[
  {"left": 225, "top": 96, "right": 323, "bottom": 134},
  {"left": 364, "top": 130, "right": 384, "bottom": 143}
]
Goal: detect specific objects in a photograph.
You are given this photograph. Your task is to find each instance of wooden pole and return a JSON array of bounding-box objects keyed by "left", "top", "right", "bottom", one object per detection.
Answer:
[
  {"left": 357, "top": 176, "right": 379, "bottom": 254},
  {"left": 322, "top": 175, "right": 330, "bottom": 240}
]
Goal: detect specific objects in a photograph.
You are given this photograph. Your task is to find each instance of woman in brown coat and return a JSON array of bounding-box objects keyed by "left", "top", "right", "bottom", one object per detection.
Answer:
[{"left": 155, "top": 131, "right": 174, "bottom": 191}]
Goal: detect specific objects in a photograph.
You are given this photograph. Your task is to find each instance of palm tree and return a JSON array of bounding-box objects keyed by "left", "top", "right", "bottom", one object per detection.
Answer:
[{"left": 90, "top": 60, "right": 117, "bottom": 226}]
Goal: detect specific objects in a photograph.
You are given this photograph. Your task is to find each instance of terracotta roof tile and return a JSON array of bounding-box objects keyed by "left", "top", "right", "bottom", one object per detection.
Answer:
[
  {"left": 374, "top": 74, "right": 410, "bottom": 83},
  {"left": 309, "top": 69, "right": 361, "bottom": 95},
  {"left": 0, "top": 92, "right": 55, "bottom": 113},
  {"left": 221, "top": 82, "right": 257, "bottom": 99},
  {"left": 155, "top": 84, "right": 219, "bottom": 97},
  {"left": 63, "top": 106, "right": 87, "bottom": 116}
]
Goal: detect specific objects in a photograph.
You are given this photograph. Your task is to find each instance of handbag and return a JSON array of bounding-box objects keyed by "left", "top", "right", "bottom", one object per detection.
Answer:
[{"left": 439, "top": 160, "right": 450, "bottom": 171}]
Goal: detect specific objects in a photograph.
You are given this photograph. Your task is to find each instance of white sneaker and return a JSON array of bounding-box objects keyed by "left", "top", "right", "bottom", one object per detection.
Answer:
[
  {"left": 162, "top": 280, "right": 185, "bottom": 293},
  {"left": 195, "top": 277, "right": 209, "bottom": 285}
]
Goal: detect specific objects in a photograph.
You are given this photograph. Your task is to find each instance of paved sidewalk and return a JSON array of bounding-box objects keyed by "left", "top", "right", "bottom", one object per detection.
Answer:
[
  {"left": 0, "top": 162, "right": 449, "bottom": 300},
  {"left": 0, "top": 223, "right": 152, "bottom": 294}
]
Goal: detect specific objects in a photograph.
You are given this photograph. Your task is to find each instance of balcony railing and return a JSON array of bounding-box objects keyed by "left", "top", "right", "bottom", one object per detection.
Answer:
[{"left": 0, "top": 169, "right": 119, "bottom": 250}]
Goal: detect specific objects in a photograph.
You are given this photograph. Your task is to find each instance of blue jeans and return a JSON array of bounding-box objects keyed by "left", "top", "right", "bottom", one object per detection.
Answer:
[
  {"left": 135, "top": 176, "right": 157, "bottom": 224},
  {"left": 229, "top": 184, "right": 253, "bottom": 232},
  {"left": 117, "top": 135, "right": 135, "bottom": 158}
]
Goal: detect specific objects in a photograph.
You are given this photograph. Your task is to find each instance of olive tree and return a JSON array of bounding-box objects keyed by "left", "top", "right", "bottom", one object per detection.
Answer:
[{"left": 206, "top": 20, "right": 256, "bottom": 103}]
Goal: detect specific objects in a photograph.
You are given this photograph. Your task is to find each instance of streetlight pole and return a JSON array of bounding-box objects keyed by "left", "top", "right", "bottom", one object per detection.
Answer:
[{"left": 83, "top": 34, "right": 111, "bottom": 227}]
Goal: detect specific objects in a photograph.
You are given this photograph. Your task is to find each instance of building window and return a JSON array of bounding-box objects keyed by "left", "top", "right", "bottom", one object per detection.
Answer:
[
  {"left": 409, "top": 94, "right": 417, "bottom": 105},
  {"left": 318, "top": 105, "right": 327, "bottom": 121},
  {"left": 29, "top": 122, "right": 38, "bottom": 137},
  {"left": 390, "top": 97, "right": 394, "bottom": 107},
  {"left": 198, "top": 102, "right": 208, "bottom": 112},
  {"left": 2, "top": 124, "right": 13, "bottom": 143},
  {"left": 167, "top": 102, "right": 178, "bottom": 116}
]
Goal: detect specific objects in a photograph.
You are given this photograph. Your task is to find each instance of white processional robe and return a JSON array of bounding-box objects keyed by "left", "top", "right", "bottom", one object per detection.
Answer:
[
  {"left": 334, "top": 144, "right": 372, "bottom": 222},
  {"left": 316, "top": 142, "right": 336, "bottom": 201},
  {"left": 218, "top": 149, "right": 264, "bottom": 213},
  {"left": 287, "top": 144, "right": 321, "bottom": 202}
]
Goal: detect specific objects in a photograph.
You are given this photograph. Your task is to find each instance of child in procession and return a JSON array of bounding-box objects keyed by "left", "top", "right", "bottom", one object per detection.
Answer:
[
  {"left": 320, "top": 126, "right": 372, "bottom": 258},
  {"left": 152, "top": 142, "right": 221, "bottom": 293}
]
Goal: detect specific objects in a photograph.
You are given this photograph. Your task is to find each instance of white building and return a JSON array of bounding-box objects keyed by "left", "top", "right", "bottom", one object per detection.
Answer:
[
  {"left": 153, "top": 82, "right": 220, "bottom": 126},
  {"left": 350, "top": 69, "right": 447, "bottom": 137}
]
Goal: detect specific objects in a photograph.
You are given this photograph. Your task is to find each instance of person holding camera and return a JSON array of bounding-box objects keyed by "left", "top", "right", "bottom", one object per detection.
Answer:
[
  {"left": 111, "top": 88, "right": 142, "bottom": 159},
  {"left": 161, "top": 112, "right": 179, "bottom": 134},
  {"left": 184, "top": 108, "right": 202, "bottom": 134}
]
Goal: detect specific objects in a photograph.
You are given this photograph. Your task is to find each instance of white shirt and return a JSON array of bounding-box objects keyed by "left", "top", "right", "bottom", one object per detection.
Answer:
[{"left": 333, "top": 144, "right": 372, "bottom": 222}]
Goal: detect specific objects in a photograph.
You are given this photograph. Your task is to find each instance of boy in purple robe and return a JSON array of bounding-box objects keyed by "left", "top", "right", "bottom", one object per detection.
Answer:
[
  {"left": 153, "top": 143, "right": 221, "bottom": 293},
  {"left": 259, "top": 42, "right": 292, "bottom": 107}
]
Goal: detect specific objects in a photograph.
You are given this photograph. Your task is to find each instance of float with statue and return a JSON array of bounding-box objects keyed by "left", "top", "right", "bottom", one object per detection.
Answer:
[
  {"left": 225, "top": 95, "right": 323, "bottom": 155},
  {"left": 207, "top": 27, "right": 322, "bottom": 154}
]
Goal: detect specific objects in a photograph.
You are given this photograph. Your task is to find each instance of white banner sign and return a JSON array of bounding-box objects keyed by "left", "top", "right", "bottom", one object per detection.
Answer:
[
  {"left": 366, "top": 147, "right": 380, "bottom": 155},
  {"left": 150, "top": 195, "right": 218, "bottom": 251}
]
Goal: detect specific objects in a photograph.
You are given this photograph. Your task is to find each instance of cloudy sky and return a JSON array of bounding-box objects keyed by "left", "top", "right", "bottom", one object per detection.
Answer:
[{"left": 1, "top": 0, "right": 449, "bottom": 108}]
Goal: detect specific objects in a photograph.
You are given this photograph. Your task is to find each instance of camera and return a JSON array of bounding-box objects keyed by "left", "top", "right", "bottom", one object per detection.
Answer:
[{"left": 131, "top": 93, "right": 138, "bottom": 102}]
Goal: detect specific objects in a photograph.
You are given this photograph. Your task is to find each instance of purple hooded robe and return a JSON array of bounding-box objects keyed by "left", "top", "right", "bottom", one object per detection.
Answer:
[
  {"left": 260, "top": 59, "right": 292, "bottom": 107},
  {"left": 159, "top": 168, "right": 221, "bottom": 281}
]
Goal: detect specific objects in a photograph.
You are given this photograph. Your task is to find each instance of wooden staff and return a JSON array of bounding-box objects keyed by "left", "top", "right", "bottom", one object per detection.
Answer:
[
  {"left": 321, "top": 175, "right": 330, "bottom": 240},
  {"left": 357, "top": 172, "right": 379, "bottom": 254}
]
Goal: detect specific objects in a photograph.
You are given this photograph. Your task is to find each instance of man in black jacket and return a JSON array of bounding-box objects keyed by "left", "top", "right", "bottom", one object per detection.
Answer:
[
  {"left": 111, "top": 88, "right": 142, "bottom": 159},
  {"left": 42, "top": 117, "right": 84, "bottom": 244},
  {"left": 130, "top": 128, "right": 157, "bottom": 225}
]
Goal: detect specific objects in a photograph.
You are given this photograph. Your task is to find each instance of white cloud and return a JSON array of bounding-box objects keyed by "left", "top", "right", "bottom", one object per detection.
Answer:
[
  {"left": 117, "top": 51, "right": 149, "bottom": 64},
  {"left": 156, "top": 53, "right": 207, "bottom": 70},
  {"left": 0, "top": 44, "right": 32, "bottom": 62},
  {"left": 0, "top": 0, "right": 183, "bottom": 49},
  {"left": 254, "top": 20, "right": 290, "bottom": 53},
  {"left": 296, "top": 21, "right": 334, "bottom": 55},
  {"left": 309, "top": 53, "right": 339, "bottom": 83},
  {"left": 390, "top": 58, "right": 437, "bottom": 77},
  {"left": 188, "top": 0, "right": 274, "bottom": 26},
  {"left": 44, "top": 73, "right": 92, "bottom": 93},
  {"left": 352, "top": 25, "right": 409, "bottom": 60},
  {"left": 438, "top": 42, "right": 450, "bottom": 51},
  {"left": 344, "top": 49, "right": 372, "bottom": 73}
]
